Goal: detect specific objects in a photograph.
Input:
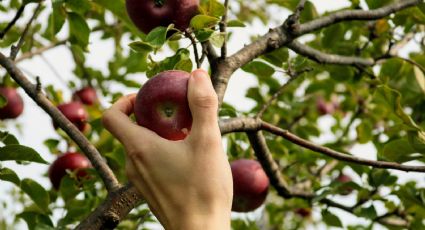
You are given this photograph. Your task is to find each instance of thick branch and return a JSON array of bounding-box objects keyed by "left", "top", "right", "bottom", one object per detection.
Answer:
[
  {"left": 297, "top": 0, "right": 421, "bottom": 35},
  {"left": 287, "top": 40, "right": 375, "bottom": 67},
  {"left": 219, "top": 117, "right": 425, "bottom": 172},
  {"left": 76, "top": 184, "right": 143, "bottom": 230},
  {"left": 0, "top": 52, "right": 120, "bottom": 191},
  {"left": 247, "top": 131, "right": 292, "bottom": 198}
]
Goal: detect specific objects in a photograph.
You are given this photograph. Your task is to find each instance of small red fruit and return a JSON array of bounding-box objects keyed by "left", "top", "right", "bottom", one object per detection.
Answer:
[
  {"left": 125, "top": 0, "right": 199, "bottom": 34},
  {"left": 48, "top": 152, "right": 92, "bottom": 189},
  {"left": 231, "top": 159, "right": 269, "bottom": 212},
  {"left": 72, "top": 87, "right": 98, "bottom": 105},
  {"left": 55, "top": 102, "right": 89, "bottom": 132},
  {"left": 337, "top": 174, "right": 353, "bottom": 195},
  {"left": 0, "top": 87, "right": 24, "bottom": 119},
  {"left": 316, "top": 97, "right": 335, "bottom": 115},
  {"left": 295, "top": 207, "right": 312, "bottom": 217},
  {"left": 134, "top": 70, "right": 192, "bottom": 141}
]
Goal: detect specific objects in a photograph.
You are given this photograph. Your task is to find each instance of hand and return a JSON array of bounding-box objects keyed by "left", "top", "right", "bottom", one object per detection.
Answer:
[{"left": 102, "top": 69, "right": 233, "bottom": 230}]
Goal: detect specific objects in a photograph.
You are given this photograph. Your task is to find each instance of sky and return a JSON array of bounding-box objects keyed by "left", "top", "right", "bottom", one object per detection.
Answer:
[{"left": 0, "top": 0, "right": 424, "bottom": 229}]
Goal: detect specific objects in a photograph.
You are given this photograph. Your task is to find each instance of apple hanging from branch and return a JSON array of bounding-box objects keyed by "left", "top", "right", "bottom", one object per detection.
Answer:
[{"left": 0, "top": 86, "right": 24, "bottom": 119}]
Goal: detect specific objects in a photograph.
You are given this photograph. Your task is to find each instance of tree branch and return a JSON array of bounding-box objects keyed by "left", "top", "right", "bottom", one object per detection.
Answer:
[
  {"left": 0, "top": 4, "right": 26, "bottom": 39},
  {"left": 213, "top": 0, "right": 420, "bottom": 104},
  {"left": 297, "top": 0, "right": 421, "bottom": 35},
  {"left": 287, "top": 40, "right": 375, "bottom": 67},
  {"left": 15, "top": 40, "right": 67, "bottom": 63},
  {"left": 0, "top": 52, "right": 120, "bottom": 192},
  {"left": 219, "top": 0, "right": 230, "bottom": 58},
  {"left": 76, "top": 184, "right": 143, "bottom": 230},
  {"left": 219, "top": 117, "right": 425, "bottom": 172},
  {"left": 10, "top": 2, "right": 43, "bottom": 60}
]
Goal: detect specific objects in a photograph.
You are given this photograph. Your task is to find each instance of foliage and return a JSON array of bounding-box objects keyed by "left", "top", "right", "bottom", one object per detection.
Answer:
[{"left": 1, "top": 0, "right": 425, "bottom": 229}]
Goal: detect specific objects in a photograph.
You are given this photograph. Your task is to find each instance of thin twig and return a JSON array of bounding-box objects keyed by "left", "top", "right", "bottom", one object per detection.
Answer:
[
  {"left": 0, "top": 5, "right": 26, "bottom": 39},
  {"left": 256, "top": 67, "right": 310, "bottom": 118},
  {"left": 185, "top": 30, "right": 200, "bottom": 68},
  {"left": 10, "top": 2, "right": 43, "bottom": 60},
  {"left": 284, "top": 0, "right": 308, "bottom": 32},
  {"left": 15, "top": 40, "right": 67, "bottom": 62},
  {"left": 219, "top": 0, "right": 230, "bottom": 58}
]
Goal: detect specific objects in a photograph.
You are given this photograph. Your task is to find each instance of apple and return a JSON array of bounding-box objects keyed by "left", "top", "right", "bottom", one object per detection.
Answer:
[
  {"left": 295, "top": 207, "right": 312, "bottom": 218},
  {"left": 72, "top": 86, "right": 98, "bottom": 106},
  {"left": 231, "top": 159, "right": 269, "bottom": 212},
  {"left": 55, "top": 102, "right": 89, "bottom": 132},
  {"left": 48, "top": 152, "right": 92, "bottom": 189},
  {"left": 0, "top": 87, "right": 24, "bottom": 119},
  {"left": 316, "top": 97, "right": 335, "bottom": 115},
  {"left": 134, "top": 70, "right": 192, "bottom": 141},
  {"left": 125, "top": 0, "right": 199, "bottom": 34},
  {"left": 337, "top": 173, "right": 353, "bottom": 195}
]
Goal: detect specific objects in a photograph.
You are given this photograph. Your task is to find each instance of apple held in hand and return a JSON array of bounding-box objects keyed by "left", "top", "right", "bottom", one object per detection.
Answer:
[
  {"left": 48, "top": 152, "right": 92, "bottom": 189},
  {"left": 0, "top": 86, "right": 24, "bottom": 119},
  {"left": 125, "top": 0, "right": 199, "bottom": 34},
  {"left": 55, "top": 102, "right": 89, "bottom": 132},
  {"left": 134, "top": 70, "right": 192, "bottom": 141},
  {"left": 72, "top": 86, "right": 98, "bottom": 106},
  {"left": 231, "top": 159, "right": 270, "bottom": 212}
]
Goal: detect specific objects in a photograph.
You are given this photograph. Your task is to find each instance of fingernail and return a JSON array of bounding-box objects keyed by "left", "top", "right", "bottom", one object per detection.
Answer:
[{"left": 192, "top": 69, "right": 209, "bottom": 80}]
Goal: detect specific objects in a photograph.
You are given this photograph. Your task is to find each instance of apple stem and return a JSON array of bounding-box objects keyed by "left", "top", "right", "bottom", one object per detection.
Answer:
[{"left": 154, "top": 0, "right": 165, "bottom": 7}]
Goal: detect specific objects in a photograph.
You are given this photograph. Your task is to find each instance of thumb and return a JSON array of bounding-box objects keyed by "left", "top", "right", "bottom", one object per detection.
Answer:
[{"left": 187, "top": 69, "right": 219, "bottom": 133}]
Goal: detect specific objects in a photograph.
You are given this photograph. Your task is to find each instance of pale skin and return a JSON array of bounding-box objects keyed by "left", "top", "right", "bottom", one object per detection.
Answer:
[{"left": 102, "top": 69, "right": 233, "bottom": 230}]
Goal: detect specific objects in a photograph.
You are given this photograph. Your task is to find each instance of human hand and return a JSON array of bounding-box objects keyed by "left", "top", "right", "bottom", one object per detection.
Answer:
[{"left": 102, "top": 69, "right": 232, "bottom": 230}]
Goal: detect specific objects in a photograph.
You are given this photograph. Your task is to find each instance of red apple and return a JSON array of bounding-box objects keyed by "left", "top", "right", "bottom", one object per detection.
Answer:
[
  {"left": 231, "top": 159, "right": 269, "bottom": 212},
  {"left": 0, "top": 87, "right": 24, "bottom": 119},
  {"left": 316, "top": 97, "right": 335, "bottom": 115},
  {"left": 337, "top": 174, "right": 353, "bottom": 195},
  {"left": 48, "top": 152, "right": 92, "bottom": 189},
  {"left": 55, "top": 102, "right": 89, "bottom": 132},
  {"left": 295, "top": 207, "right": 312, "bottom": 218},
  {"left": 134, "top": 70, "right": 192, "bottom": 141},
  {"left": 72, "top": 86, "right": 98, "bottom": 106},
  {"left": 125, "top": 0, "right": 199, "bottom": 34}
]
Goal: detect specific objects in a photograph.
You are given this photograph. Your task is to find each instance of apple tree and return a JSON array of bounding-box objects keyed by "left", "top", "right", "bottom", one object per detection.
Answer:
[{"left": 1, "top": 0, "right": 425, "bottom": 229}]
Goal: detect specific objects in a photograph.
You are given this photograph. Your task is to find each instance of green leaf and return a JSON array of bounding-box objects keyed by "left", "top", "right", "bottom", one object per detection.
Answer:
[
  {"left": 366, "top": 0, "right": 393, "bottom": 9},
  {"left": 145, "top": 26, "right": 171, "bottom": 47},
  {"left": 0, "top": 131, "right": 19, "bottom": 145},
  {"left": 0, "top": 167, "right": 20, "bottom": 185},
  {"left": 17, "top": 211, "right": 53, "bottom": 230},
  {"left": 413, "top": 66, "right": 425, "bottom": 94},
  {"left": 382, "top": 138, "right": 420, "bottom": 163},
  {"left": 68, "top": 12, "right": 90, "bottom": 48},
  {"left": 0, "top": 144, "right": 47, "bottom": 164},
  {"left": 190, "top": 15, "right": 219, "bottom": 30},
  {"left": 200, "top": 0, "right": 225, "bottom": 17},
  {"left": 59, "top": 175, "right": 80, "bottom": 202},
  {"left": 369, "top": 169, "right": 397, "bottom": 187},
  {"left": 242, "top": 61, "right": 275, "bottom": 78},
  {"left": 209, "top": 32, "right": 225, "bottom": 48},
  {"left": 354, "top": 204, "right": 377, "bottom": 219},
  {"left": 194, "top": 28, "right": 215, "bottom": 42},
  {"left": 65, "top": 0, "right": 91, "bottom": 15},
  {"left": 261, "top": 47, "right": 288, "bottom": 67},
  {"left": 322, "top": 210, "right": 343, "bottom": 227},
  {"left": 21, "top": 179, "right": 50, "bottom": 212},
  {"left": 374, "top": 85, "right": 421, "bottom": 131},
  {"left": 128, "top": 41, "right": 154, "bottom": 53},
  {"left": 227, "top": 20, "right": 246, "bottom": 27},
  {"left": 408, "top": 131, "right": 425, "bottom": 153},
  {"left": 356, "top": 121, "right": 373, "bottom": 144}
]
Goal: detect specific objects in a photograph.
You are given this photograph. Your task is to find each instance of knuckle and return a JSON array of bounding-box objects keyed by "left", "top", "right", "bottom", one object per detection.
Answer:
[{"left": 193, "top": 94, "right": 218, "bottom": 109}]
